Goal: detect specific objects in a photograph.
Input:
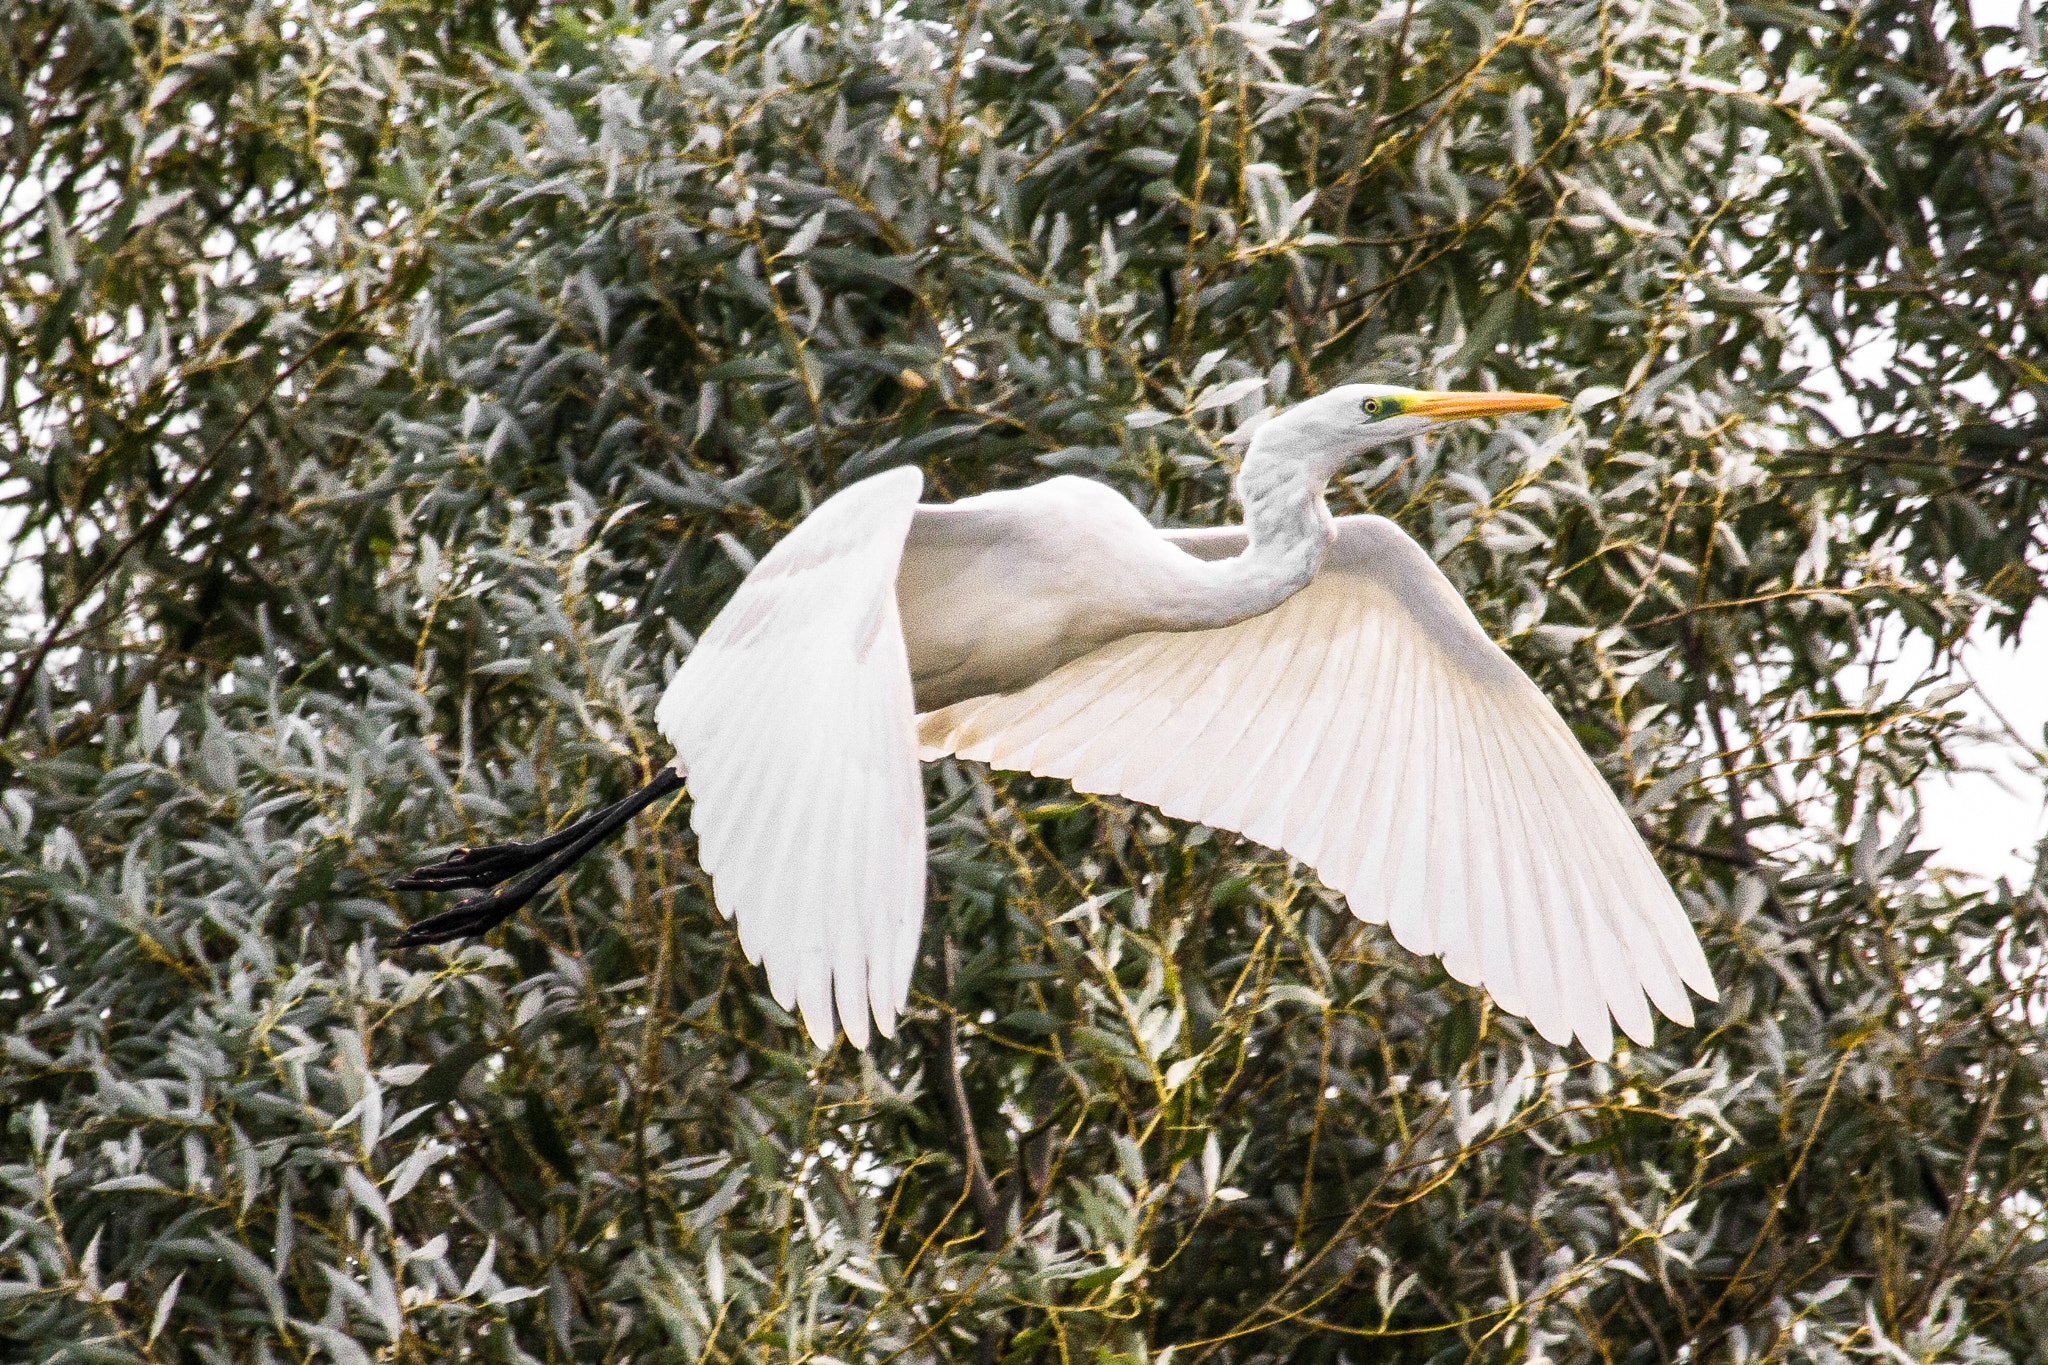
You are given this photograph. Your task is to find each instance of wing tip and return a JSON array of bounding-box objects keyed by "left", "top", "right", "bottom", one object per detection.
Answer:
[
  {"left": 869, "top": 463, "right": 925, "bottom": 499},
  {"left": 803, "top": 1010, "right": 839, "bottom": 1051},
  {"left": 1655, "top": 991, "right": 1697, "bottom": 1029},
  {"left": 869, "top": 1002, "right": 897, "bottom": 1042}
]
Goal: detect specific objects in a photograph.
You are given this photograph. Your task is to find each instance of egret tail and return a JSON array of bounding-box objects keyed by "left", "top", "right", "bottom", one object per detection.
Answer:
[{"left": 392, "top": 767, "right": 685, "bottom": 947}]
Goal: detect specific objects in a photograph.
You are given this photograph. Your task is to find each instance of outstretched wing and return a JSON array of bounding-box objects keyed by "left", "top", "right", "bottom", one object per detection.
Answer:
[
  {"left": 657, "top": 466, "right": 926, "bottom": 1049},
  {"left": 917, "top": 515, "right": 1715, "bottom": 1059}
]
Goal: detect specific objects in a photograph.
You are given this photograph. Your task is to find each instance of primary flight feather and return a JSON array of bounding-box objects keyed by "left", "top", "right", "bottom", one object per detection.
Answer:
[{"left": 392, "top": 384, "right": 1717, "bottom": 1058}]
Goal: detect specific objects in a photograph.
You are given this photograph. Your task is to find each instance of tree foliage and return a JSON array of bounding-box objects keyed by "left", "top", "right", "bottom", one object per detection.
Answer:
[{"left": 2, "top": 0, "right": 2044, "bottom": 1361}]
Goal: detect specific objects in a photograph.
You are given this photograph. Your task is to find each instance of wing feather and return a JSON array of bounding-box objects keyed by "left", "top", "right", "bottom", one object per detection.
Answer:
[
  {"left": 919, "top": 513, "right": 1715, "bottom": 1056},
  {"left": 941, "top": 629, "right": 1177, "bottom": 776},
  {"left": 1515, "top": 713, "right": 1661, "bottom": 1046},
  {"left": 1204, "top": 615, "right": 1336, "bottom": 834},
  {"left": 1491, "top": 705, "right": 1608, "bottom": 1053},
  {"left": 1446, "top": 672, "right": 1503, "bottom": 1008},
  {"left": 657, "top": 467, "right": 926, "bottom": 1049},
  {"left": 1146, "top": 640, "right": 1275, "bottom": 817},
  {"left": 1171, "top": 611, "right": 1314, "bottom": 818},
  {"left": 1476, "top": 696, "right": 1562, "bottom": 1043},
  {"left": 1319, "top": 608, "right": 1413, "bottom": 929},
  {"left": 1053, "top": 636, "right": 1204, "bottom": 789},
  {"left": 1239, "top": 600, "right": 1362, "bottom": 851},
  {"left": 1541, "top": 716, "right": 1631, "bottom": 1050},
  {"left": 1385, "top": 644, "right": 1447, "bottom": 961},
  {"left": 830, "top": 677, "right": 877, "bottom": 1048},
  {"left": 1106, "top": 628, "right": 1250, "bottom": 804},
  {"left": 790, "top": 682, "right": 848, "bottom": 1046}
]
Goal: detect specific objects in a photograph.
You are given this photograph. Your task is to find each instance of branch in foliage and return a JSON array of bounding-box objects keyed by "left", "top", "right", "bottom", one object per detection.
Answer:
[
  {"left": 930, "top": 936, "right": 1005, "bottom": 1255},
  {"left": 0, "top": 268, "right": 412, "bottom": 748}
]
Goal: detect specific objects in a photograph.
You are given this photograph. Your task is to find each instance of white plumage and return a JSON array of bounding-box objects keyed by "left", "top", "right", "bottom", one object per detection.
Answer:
[
  {"left": 916, "top": 516, "right": 1714, "bottom": 1059},
  {"left": 654, "top": 468, "right": 926, "bottom": 1049},
  {"left": 400, "top": 383, "right": 1717, "bottom": 1058}
]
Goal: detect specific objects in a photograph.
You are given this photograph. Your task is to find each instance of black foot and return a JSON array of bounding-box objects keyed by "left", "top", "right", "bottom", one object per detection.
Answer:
[
  {"left": 391, "top": 767, "right": 686, "bottom": 949},
  {"left": 388, "top": 834, "right": 576, "bottom": 893},
  {"left": 393, "top": 890, "right": 524, "bottom": 946}
]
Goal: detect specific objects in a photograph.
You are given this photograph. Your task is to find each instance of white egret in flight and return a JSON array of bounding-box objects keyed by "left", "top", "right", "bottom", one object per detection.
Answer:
[{"left": 394, "top": 385, "right": 1717, "bottom": 1059}]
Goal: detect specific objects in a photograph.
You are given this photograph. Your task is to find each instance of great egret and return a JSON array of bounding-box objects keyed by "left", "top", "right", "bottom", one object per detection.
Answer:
[{"left": 394, "top": 384, "right": 1717, "bottom": 1059}]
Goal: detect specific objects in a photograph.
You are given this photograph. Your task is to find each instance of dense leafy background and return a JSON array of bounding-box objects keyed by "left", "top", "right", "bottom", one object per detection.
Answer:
[{"left": 2, "top": 0, "right": 2044, "bottom": 1361}]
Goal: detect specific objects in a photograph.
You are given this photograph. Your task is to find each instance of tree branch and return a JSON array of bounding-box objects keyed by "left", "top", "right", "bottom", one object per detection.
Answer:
[
  {"left": 931, "top": 935, "right": 1004, "bottom": 1254},
  {"left": 0, "top": 271, "right": 405, "bottom": 748}
]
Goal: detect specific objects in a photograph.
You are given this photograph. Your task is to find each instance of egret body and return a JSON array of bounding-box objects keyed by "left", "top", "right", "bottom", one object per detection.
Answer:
[{"left": 394, "top": 385, "right": 1717, "bottom": 1059}]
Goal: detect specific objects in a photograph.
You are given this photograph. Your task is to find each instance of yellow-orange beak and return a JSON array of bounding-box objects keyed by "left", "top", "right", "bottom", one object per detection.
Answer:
[{"left": 1404, "top": 389, "right": 1567, "bottom": 421}]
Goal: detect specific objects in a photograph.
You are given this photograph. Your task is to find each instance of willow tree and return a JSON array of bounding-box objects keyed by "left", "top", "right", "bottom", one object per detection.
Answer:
[{"left": 2, "top": 0, "right": 2043, "bottom": 1362}]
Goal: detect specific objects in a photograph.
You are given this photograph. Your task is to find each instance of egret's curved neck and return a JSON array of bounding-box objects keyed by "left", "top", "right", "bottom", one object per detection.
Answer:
[{"left": 1152, "top": 421, "right": 1347, "bottom": 631}]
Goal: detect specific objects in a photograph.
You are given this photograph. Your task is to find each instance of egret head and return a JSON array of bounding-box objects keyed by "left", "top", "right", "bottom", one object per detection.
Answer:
[{"left": 1249, "top": 383, "right": 1567, "bottom": 480}]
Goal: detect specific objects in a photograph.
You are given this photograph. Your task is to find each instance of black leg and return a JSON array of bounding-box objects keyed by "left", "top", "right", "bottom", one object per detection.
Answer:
[{"left": 392, "top": 767, "right": 685, "bottom": 947}]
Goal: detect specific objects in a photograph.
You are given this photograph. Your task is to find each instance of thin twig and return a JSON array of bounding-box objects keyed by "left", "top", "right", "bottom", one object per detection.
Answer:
[
  {"left": 932, "top": 935, "right": 1005, "bottom": 1254},
  {"left": 1641, "top": 826, "right": 1758, "bottom": 869}
]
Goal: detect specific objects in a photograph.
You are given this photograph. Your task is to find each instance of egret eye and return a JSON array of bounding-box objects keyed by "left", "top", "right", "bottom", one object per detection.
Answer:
[{"left": 1362, "top": 398, "right": 1381, "bottom": 416}]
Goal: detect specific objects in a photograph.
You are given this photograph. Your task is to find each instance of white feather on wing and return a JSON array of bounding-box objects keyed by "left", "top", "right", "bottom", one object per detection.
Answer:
[
  {"left": 917, "top": 514, "right": 1716, "bottom": 1059},
  {"left": 655, "top": 466, "right": 927, "bottom": 1049}
]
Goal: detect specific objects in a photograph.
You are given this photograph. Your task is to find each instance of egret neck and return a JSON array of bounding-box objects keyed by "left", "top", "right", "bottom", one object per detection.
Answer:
[
  {"left": 1147, "top": 396, "right": 1370, "bottom": 633},
  {"left": 1153, "top": 384, "right": 1565, "bottom": 633}
]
